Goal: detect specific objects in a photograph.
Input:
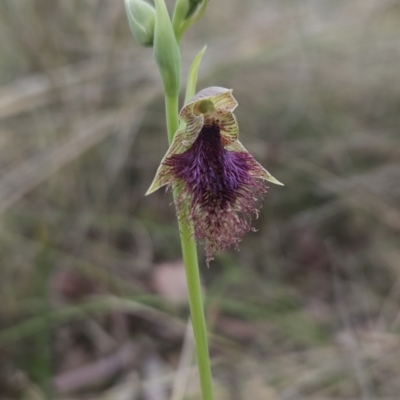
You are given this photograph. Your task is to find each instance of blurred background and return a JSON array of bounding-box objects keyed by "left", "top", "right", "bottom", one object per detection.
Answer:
[{"left": 0, "top": 0, "right": 400, "bottom": 398}]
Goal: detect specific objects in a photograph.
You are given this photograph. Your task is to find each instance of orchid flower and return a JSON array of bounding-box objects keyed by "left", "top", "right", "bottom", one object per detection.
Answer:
[{"left": 147, "top": 86, "right": 283, "bottom": 263}]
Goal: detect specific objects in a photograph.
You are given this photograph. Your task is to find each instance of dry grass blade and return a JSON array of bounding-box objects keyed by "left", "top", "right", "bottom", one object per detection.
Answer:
[
  {"left": 53, "top": 342, "right": 138, "bottom": 394},
  {"left": 170, "top": 320, "right": 195, "bottom": 400},
  {"left": 0, "top": 87, "right": 158, "bottom": 214}
]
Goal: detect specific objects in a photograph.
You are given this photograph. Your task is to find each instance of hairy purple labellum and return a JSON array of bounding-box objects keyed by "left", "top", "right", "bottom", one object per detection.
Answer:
[{"left": 164, "top": 122, "right": 266, "bottom": 264}]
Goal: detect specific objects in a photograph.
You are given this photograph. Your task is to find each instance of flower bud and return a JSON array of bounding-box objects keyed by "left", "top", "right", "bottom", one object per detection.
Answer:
[
  {"left": 185, "top": 0, "right": 202, "bottom": 19},
  {"left": 172, "top": 0, "right": 208, "bottom": 42},
  {"left": 124, "top": 0, "right": 155, "bottom": 47},
  {"left": 153, "top": 0, "right": 181, "bottom": 98}
]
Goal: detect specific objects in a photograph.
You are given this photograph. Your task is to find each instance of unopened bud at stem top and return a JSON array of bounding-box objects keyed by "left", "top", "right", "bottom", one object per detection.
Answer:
[
  {"left": 185, "top": 0, "right": 203, "bottom": 19},
  {"left": 125, "top": 0, "right": 155, "bottom": 47},
  {"left": 172, "top": 0, "right": 208, "bottom": 43}
]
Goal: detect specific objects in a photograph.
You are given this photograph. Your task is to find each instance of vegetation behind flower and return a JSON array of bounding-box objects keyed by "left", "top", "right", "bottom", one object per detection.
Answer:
[{"left": 0, "top": 1, "right": 399, "bottom": 399}]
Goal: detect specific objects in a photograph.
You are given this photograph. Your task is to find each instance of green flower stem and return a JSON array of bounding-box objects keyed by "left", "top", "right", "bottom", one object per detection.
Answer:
[{"left": 165, "top": 94, "right": 214, "bottom": 400}]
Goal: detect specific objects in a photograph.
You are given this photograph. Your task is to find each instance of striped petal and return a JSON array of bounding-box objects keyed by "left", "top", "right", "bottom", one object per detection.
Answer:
[
  {"left": 146, "top": 130, "right": 187, "bottom": 195},
  {"left": 181, "top": 112, "right": 204, "bottom": 147},
  {"left": 217, "top": 111, "right": 238, "bottom": 146}
]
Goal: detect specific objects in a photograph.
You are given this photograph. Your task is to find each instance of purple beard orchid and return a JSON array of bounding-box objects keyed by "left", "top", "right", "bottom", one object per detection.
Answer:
[{"left": 147, "top": 87, "right": 283, "bottom": 264}]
